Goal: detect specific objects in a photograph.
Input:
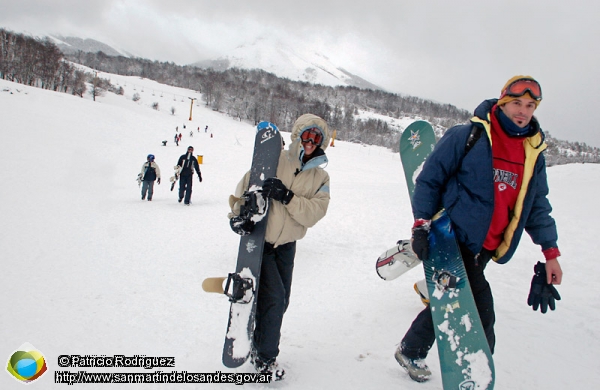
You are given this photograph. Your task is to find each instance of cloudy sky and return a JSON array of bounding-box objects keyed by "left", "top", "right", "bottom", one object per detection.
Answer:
[{"left": 3, "top": 0, "right": 599, "bottom": 146}]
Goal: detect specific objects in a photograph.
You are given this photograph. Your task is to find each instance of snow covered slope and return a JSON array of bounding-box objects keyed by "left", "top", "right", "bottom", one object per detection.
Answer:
[{"left": 0, "top": 74, "right": 597, "bottom": 389}]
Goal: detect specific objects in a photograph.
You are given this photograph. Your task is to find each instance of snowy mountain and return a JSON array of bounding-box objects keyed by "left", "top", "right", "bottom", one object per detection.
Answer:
[
  {"left": 0, "top": 69, "right": 598, "bottom": 389},
  {"left": 49, "top": 32, "right": 381, "bottom": 90},
  {"left": 48, "top": 35, "right": 133, "bottom": 58},
  {"left": 192, "top": 34, "right": 382, "bottom": 90}
]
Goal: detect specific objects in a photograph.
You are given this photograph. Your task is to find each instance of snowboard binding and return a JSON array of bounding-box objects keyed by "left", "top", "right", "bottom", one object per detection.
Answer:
[
  {"left": 224, "top": 273, "right": 255, "bottom": 304},
  {"left": 241, "top": 190, "right": 269, "bottom": 218},
  {"left": 433, "top": 270, "right": 458, "bottom": 292},
  {"left": 170, "top": 165, "right": 182, "bottom": 191}
]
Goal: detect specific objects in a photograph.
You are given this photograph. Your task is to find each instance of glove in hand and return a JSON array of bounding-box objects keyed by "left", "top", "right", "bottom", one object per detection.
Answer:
[
  {"left": 229, "top": 216, "right": 254, "bottom": 236},
  {"left": 411, "top": 220, "right": 430, "bottom": 260},
  {"left": 262, "top": 177, "right": 294, "bottom": 205},
  {"left": 527, "top": 261, "right": 561, "bottom": 313}
]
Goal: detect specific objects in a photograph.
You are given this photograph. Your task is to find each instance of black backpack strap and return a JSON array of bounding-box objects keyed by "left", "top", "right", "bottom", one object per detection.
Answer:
[{"left": 465, "top": 125, "right": 484, "bottom": 155}]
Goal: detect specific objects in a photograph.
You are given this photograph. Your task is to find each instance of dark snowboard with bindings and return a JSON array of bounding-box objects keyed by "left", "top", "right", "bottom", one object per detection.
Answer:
[{"left": 203, "top": 121, "right": 282, "bottom": 368}]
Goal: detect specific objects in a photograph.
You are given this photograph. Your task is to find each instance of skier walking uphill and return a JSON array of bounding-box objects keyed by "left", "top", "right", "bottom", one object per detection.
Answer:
[
  {"left": 396, "top": 76, "right": 563, "bottom": 383},
  {"left": 176, "top": 146, "right": 202, "bottom": 205},
  {"left": 140, "top": 154, "right": 161, "bottom": 201},
  {"left": 228, "top": 114, "right": 331, "bottom": 380}
]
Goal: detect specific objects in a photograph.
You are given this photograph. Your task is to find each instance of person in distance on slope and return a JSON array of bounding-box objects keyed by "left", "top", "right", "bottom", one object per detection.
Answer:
[
  {"left": 176, "top": 146, "right": 202, "bottom": 205},
  {"left": 140, "top": 154, "right": 161, "bottom": 201},
  {"left": 228, "top": 114, "right": 331, "bottom": 380},
  {"left": 396, "top": 76, "right": 563, "bottom": 382}
]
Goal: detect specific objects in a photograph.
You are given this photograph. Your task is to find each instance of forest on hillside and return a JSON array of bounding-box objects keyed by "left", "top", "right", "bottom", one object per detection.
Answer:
[
  {"left": 66, "top": 50, "right": 474, "bottom": 151},
  {"left": 1, "top": 27, "right": 598, "bottom": 164}
]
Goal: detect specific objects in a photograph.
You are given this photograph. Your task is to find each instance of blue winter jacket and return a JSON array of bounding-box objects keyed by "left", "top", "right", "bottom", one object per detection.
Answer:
[{"left": 412, "top": 99, "right": 558, "bottom": 264}]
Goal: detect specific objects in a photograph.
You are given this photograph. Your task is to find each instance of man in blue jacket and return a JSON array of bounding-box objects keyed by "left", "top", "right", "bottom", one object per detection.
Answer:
[{"left": 396, "top": 76, "right": 563, "bottom": 382}]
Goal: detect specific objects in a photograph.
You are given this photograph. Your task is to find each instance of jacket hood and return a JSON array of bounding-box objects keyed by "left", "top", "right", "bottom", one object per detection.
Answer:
[{"left": 289, "top": 114, "right": 330, "bottom": 149}]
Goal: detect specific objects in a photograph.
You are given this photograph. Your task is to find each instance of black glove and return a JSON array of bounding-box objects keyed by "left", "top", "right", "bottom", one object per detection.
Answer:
[
  {"left": 527, "top": 261, "right": 561, "bottom": 313},
  {"left": 229, "top": 216, "right": 254, "bottom": 236},
  {"left": 262, "top": 177, "right": 294, "bottom": 205},
  {"left": 411, "top": 220, "right": 430, "bottom": 260},
  {"left": 157, "top": 178, "right": 161, "bottom": 185},
  {"left": 198, "top": 175, "right": 203, "bottom": 183}
]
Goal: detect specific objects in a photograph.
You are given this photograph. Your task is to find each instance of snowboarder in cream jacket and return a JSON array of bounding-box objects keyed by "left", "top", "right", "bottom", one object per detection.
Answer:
[{"left": 228, "top": 114, "right": 331, "bottom": 379}]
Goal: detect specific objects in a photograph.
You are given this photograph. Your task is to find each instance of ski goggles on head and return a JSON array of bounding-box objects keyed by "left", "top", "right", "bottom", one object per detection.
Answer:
[
  {"left": 500, "top": 78, "right": 542, "bottom": 101},
  {"left": 300, "top": 127, "right": 324, "bottom": 146}
]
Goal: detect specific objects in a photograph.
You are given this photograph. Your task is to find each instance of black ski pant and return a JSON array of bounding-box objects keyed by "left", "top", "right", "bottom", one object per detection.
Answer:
[
  {"left": 253, "top": 241, "right": 296, "bottom": 362},
  {"left": 400, "top": 244, "right": 496, "bottom": 359},
  {"left": 178, "top": 175, "right": 193, "bottom": 204}
]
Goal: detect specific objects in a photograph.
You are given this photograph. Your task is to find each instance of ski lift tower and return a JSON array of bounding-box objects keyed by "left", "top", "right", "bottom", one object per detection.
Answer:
[{"left": 188, "top": 97, "right": 196, "bottom": 121}]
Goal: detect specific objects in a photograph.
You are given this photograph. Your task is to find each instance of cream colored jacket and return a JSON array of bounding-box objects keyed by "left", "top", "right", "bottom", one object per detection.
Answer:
[{"left": 228, "top": 114, "right": 331, "bottom": 247}]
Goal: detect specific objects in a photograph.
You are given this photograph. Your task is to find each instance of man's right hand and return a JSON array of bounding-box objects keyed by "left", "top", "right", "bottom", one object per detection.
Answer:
[{"left": 411, "top": 219, "right": 431, "bottom": 260}]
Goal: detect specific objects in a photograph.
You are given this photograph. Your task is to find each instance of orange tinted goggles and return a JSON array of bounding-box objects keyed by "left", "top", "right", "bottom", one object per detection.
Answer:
[
  {"left": 501, "top": 78, "right": 542, "bottom": 101},
  {"left": 300, "top": 128, "right": 323, "bottom": 145}
]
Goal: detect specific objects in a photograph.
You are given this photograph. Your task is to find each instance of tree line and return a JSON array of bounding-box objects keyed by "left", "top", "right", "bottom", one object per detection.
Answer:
[
  {"left": 0, "top": 28, "right": 87, "bottom": 96},
  {"left": 66, "top": 51, "right": 600, "bottom": 162},
  {"left": 65, "top": 50, "right": 475, "bottom": 152},
  {"left": 2, "top": 27, "right": 598, "bottom": 163}
]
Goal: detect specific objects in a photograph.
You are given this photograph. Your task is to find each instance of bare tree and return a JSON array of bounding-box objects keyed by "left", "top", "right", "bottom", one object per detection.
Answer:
[{"left": 89, "top": 72, "right": 108, "bottom": 101}]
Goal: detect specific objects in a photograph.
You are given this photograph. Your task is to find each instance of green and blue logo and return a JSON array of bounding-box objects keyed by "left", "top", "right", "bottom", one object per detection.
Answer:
[{"left": 6, "top": 343, "right": 47, "bottom": 384}]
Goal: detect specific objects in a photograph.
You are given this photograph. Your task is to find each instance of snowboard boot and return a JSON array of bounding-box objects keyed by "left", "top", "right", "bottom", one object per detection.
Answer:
[
  {"left": 414, "top": 279, "right": 430, "bottom": 306},
  {"left": 394, "top": 347, "right": 431, "bottom": 382},
  {"left": 253, "top": 355, "right": 285, "bottom": 381}
]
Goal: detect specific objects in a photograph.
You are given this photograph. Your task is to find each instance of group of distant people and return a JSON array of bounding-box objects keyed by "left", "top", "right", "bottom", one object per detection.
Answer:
[
  {"left": 167, "top": 124, "right": 210, "bottom": 146},
  {"left": 143, "top": 124, "right": 212, "bottom": 201},
  {"left": 139, "top": 146, "right": 202, "bottom": 205}
]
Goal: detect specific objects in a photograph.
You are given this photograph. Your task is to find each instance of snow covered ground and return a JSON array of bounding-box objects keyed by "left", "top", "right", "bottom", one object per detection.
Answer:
[{"left": 1, "top": 73, "right": 598, "bottom": 389}]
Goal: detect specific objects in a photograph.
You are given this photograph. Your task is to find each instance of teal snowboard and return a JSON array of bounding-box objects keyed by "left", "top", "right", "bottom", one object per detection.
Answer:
[
  {"left": 426, "top": 211, "right": 495, "bottom": 389},
  {"left": 400, "top": 121, "right": 495, "bottom": 389},
  {"left": 400, "top": 120, "right": 437, "bottom": 199},
  {"left": 375, "top": 121, "right": 436, "bottom": 281}
]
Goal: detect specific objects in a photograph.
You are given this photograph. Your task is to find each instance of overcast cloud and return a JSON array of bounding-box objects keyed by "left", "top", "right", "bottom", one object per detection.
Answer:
[{"left": 3, "top": 0, "right": 599, "bottom": 146}]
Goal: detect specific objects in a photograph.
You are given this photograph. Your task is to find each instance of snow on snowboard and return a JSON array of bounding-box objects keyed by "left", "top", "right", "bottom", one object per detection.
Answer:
[
  {"left": 399, "top": 120, "right": 495, "bottom": 389},
  {"left": 202, "top": 121, "right": 281, "bottom": 368}
]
